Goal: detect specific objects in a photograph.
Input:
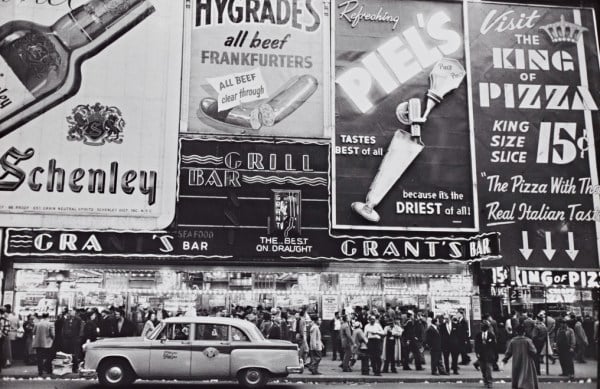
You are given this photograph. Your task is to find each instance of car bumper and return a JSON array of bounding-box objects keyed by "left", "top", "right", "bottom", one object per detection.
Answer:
[
  {"left": 286, "top": 360, "right": 304, "bottom": 374},
  {"left": 79, "top": 362, "right": 96, "bottom": 378}
]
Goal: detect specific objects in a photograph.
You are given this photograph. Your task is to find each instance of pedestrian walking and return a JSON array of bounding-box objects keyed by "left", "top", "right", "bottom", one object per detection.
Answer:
[
  {"left": 280, "top": 312, "right": 291, "bottom": 342},
  {"left": 531, "top": 314, "right": 548, "bottom": 374},
  {"left": 99, "top": 310, "right": 116, "bottom": 338},
  {"left": 114, "top": 310, "right": 136, "bottom": 337},
  {"left": 522, "top": 313, "right": 535, "bottom": 339},
  {"left": 502, "top": 325, "right": 539, "bottom": 389},
  {"left": 0, "top": 308, "right": 10, "bottom": 374},
  {"left": 457, "top": 308, "right": 471, "bottom": 365},
  {"left": 352, "top": 320, "right": 369, "bottom": 375},
  {"left": 2, "top": 305, "right": 17, "bottom": 367},
  {"left": 23, "top": 314, "right": 36, "bottom": 365},
  {"left": 474, "top": 320, "right": 496, "bottom": 389},
  {"left": 61, "top": 308, "right": 83, "bottom": 373},
  {"left": 308, "top": 315, "right": 323, "bottom": 375},
  {"left": 402, "top": 310, "right": 423, "bottom": 371},
  {"left": 538, "top": 311, "right": 556, "bottom": 364},
  {"left": 364, "top": 315, "right": 384, "bottom": 376},
  {"left": 296, "top": 310, "right": 309, "bottom": 364},
  {"left": 381, "top": 318, "right": 401, "bottom": 373},
  {"left": 425, "top": 317, "right": 448, "bottom": 375},
  {"left": 83, "top": 310, "right": 100, "bottom": 344},
  {"left": 32, "top": 313, "right": 54, "bottom": 376},
  {"left": 441, "top": 314, "right": 460, "bottom": 374},
  {"left": 556, "top": 318, "right": 576, "bottom": 380},
  {"left": 330, "top": 311, "right": 342, "bottom": 361},
  {"left": 572, "top": 315, "right": 588, "bottom": 363},
  {"left": 340, "top": 314, "right": 354, "bottom": 372}
]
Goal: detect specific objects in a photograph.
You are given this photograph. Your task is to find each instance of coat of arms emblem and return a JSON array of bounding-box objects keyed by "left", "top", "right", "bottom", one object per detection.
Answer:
[
  {"left": 203, "top": 347, "right": 219, "bottom": 358},
  {"left": 66, "top": 102, "right": 124, "bottom": 146}
]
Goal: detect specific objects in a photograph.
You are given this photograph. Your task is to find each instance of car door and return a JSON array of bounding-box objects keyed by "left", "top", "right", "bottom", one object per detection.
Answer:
[
  {"left": 190, "top": 323, "right": 231, "bottom": 379},
  {"left": 149, "top": 322, "right": 192, "bottom": 378}
]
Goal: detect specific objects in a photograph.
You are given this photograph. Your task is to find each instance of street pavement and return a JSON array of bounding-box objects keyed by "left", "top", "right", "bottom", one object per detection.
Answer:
[
  {"left": 0, "top": 380, "right": 597, "bottom": 389},
  {"left": 0, "top": 353, "right": 596, "bottom": 388},
  {"left": 2, "top": 353, "right": 596, "bottom": 383}
]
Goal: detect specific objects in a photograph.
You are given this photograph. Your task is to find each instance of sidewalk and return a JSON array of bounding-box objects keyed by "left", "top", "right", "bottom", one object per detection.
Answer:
[
  {"left": 0, "top": 354, "right": 596, "bottom": 383},
  {"left": 288, "top": 354, "right": 598, "bottom": 383}
]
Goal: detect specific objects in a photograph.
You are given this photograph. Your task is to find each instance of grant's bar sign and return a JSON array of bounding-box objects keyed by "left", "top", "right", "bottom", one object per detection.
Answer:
[{"left": 4, "top": 228, "right": 501, "bottom": 262}]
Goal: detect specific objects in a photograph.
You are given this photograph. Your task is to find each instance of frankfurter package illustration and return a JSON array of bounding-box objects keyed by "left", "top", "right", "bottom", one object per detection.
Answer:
[{"left": 196, "top": 75, "right": 318, "bottom": 133}]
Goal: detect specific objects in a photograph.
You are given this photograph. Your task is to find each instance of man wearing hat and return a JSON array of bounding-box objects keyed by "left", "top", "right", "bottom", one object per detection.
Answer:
[
  {"left": 456, "top": 308, "right": 471, "bottom": 365},
  {"left": 402, "top": 310, "right": 423, "bottom": 371},
  {"left": 556, "top": 317, "right": 576, "bottom": 379},
  {"left": 474, "top": 320, "right": 496, "bottom": 388}
]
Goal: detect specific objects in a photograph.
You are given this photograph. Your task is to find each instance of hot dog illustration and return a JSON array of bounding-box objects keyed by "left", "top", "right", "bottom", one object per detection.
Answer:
[{"left": 259, "top": 75, "right": 318, "bottom": 127}]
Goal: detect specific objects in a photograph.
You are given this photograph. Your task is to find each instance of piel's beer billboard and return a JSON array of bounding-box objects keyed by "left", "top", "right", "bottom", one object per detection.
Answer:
[
  {"left": 0, "top": 0, "right": 184, "bottom": 229},
  {"left": 331, "top": 0, "right": 478, "bottom": 232},
  {"left": 468, "top": 2, "right": 600, "bottom": 268}
]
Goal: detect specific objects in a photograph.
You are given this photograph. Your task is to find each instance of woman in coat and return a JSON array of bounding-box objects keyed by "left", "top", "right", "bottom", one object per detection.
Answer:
[
  {"left": 502, "top": 325, "right": 539, "bottom": 389},
  {"left": 381, "top": 318, "right": 403, "bottom": 372},
  {"left": 141, "top": 312, "right": 157, "bottom": 338}
]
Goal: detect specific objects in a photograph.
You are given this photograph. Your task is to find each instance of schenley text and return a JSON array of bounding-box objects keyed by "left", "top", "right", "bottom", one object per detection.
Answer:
[{"left": 0, "top": 147, "right": 157, "bottom": 206}]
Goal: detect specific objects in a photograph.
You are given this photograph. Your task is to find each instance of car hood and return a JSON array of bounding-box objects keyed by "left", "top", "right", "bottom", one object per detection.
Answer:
[{"left": 88, "top": 336, "right": 147, "bottom": 348}]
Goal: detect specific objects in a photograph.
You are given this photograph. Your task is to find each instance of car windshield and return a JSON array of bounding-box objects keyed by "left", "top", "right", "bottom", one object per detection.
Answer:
[{"left": 246, "top": 324, "right": 265, "bottom": 340}]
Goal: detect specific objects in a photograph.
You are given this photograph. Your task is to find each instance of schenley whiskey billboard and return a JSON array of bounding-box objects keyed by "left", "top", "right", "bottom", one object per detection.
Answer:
[{"left": 0, "top": 0, "right": 183, "bottom": 230}]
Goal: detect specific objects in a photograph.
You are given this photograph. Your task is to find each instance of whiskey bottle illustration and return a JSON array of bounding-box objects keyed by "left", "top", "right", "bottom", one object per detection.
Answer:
[{"left": 0, "top": 0, "right": 155, "bottom": 138}]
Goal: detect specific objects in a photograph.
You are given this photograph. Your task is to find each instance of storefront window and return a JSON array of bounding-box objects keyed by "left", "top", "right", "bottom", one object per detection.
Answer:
[{"left": 11, "top": 268, "right": 476, "bottom": 323}]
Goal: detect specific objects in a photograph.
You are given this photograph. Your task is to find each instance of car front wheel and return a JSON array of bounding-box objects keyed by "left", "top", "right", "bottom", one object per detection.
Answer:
[
  {"left": 97, "top": 359, "right": 135, "bottom": 387},
  {"left": 238, "top": 367, "right": 269, "bottom": 388}
]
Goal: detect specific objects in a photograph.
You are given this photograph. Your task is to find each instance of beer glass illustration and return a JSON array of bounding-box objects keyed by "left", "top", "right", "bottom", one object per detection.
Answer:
[{"left": 351, "top": 58, "right": 466, "bottom": 223}]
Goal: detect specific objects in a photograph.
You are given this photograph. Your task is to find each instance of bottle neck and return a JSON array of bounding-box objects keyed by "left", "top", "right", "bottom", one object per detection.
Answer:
[{"left": 52, "top": 0, "right": 149, "bottom": 50}]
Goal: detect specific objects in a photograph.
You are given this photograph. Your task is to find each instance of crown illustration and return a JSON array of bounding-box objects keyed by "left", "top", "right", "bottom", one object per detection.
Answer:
[{"left": 539, "top": 15, "right": 587, "bottom": 44}]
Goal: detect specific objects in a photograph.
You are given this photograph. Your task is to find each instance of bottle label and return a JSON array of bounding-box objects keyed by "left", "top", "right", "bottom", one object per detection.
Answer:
[{"left": 0, "top": 56, "right": 36, "bottom": 121}]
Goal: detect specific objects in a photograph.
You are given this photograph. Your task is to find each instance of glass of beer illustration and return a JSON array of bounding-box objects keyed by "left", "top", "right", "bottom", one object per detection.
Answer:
[{"left": 351, "top": 58, "right": 466, "bottom": 223}]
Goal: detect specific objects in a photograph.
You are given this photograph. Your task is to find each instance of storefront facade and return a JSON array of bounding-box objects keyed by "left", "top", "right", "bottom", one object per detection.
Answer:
[{"left": 479, "top": 266, "right": 600, "bottom": 320}]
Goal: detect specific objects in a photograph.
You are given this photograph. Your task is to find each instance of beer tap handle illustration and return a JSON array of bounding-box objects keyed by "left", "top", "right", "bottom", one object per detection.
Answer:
[{"left": 351, "top": 58, "right": 466, "bottom": 223}]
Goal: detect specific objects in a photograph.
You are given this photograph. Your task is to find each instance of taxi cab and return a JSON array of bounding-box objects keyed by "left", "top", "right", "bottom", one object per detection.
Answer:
[{"left": 80, "top": 316, "right": 303, "bottom": 387}]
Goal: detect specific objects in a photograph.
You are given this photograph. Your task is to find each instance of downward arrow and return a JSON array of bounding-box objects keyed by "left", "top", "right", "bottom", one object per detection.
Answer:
[
  {"left": 566, "top": 232, "right": 579, "bottom": 261},
  {"left": 543, "top": 231, "right": 556, "bottom": 261},
  {"left": 519, "top": 231, "right": 533, "bottom": 260}
]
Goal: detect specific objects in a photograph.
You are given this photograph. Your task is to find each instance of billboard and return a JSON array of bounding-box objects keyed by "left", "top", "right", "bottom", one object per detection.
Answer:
[
  {"left": 0, "top": 0, "right": 184, "bottom": 229},
  {"left": 468, "top": 2, "right": 600, "bottom": 268},
  {"left": 331, "top": 0, "right": 478, "bottom": 232},
  {"left": 182, "top": 0, "right": 328, "bottom": 138}
]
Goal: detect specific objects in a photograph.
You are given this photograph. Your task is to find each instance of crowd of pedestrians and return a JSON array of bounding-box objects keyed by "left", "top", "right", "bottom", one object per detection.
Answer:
[{"left": 0, "top": 301, "right": 597, "bottom": 387}]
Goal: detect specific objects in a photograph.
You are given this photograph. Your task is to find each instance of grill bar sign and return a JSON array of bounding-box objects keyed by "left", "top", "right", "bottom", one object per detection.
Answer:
[{"left": 492, "top": 266, "right": 600, "bottom": 288}]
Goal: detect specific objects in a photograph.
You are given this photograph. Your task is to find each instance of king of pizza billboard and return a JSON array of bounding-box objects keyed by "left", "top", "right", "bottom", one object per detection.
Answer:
[
  {"left": 331, "top": 0, "right": 478, "bottom": 232},
  {"left": 182, "top": 0, "right": 327, "bottom": 138},
  {"left": 0, "top": 0, "right": 184, "bottom": 230},
  {"left": 468, "top": 2, "right": 600, "bottom": 268}
]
